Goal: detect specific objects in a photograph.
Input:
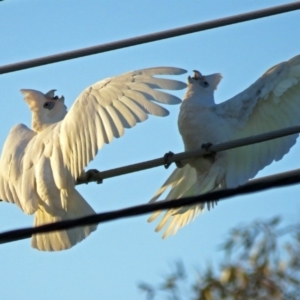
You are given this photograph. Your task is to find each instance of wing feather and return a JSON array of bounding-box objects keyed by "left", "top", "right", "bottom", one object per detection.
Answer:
[
  {"left": 50, "top": 141, "right": 69, "bottom": 190},
  {"left": 105, "top": 106, "right": 124, "bottom": 137},
  {"left": 0, "top": 124, "right": 38, "bottom": 213},
  {"left": 124, "top": 90, "right": 169, "bottom": 116},
  {"left": 127, "top": 83, "right": 182, "bottom": 105},
  {"left": 94, "top": 110, "right": 106, "bottom": 148},
  {"left": 97, "top": 105, "right": 115, "bottom": 142},
  {"left": 215, "top": 55, "right": 300, "bottom": 187},
  {"left": 149, "top": 55, "right": 300, "bottom": 238},
  {"left": 119, "top": 96, "right": 148, "bottom": 122},
  {"left": 60, "top": 67, "right": 187, "bottom": 178},
  {"left": 112, "top": 100, "right": 137, "bottom": 128},
  {"left": 133, "top": 77, "right": 186, "bottom": 90}
]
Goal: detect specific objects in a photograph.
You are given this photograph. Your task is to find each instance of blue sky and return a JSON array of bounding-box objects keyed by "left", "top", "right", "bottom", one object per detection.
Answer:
[{"left": 0, "top": 0, "right": 300, "bottom": 299}]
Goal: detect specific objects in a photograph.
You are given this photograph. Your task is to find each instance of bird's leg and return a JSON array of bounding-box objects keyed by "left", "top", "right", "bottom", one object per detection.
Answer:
[
  {"left": 77, "top": 169, "right": 103, "bottom": 184},
  {"left": 163, "top": 151, "right": 185, "bottom": 169},
  {"left": 201, "top": 142, "right": 216, "bottom": 163}
]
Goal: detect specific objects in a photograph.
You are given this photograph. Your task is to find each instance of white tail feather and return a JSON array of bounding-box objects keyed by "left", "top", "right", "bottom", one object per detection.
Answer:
[
  {"left": 149, "top": 165, "right": 219, "bottom": 238},
  {"left": 31, "top": 189, "right": 97, "bottom": 251}
]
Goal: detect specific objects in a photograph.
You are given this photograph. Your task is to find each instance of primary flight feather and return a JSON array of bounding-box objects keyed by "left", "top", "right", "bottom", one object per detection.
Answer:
[
  {"left": 0, "top": 67, "right": 187, "bottom": 251},
  {"left": 148, "top": 54, "right": 300, "bottom": 238}
]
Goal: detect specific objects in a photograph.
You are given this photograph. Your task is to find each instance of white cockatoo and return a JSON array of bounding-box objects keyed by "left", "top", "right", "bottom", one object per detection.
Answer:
[
  {"left": 148, "top": 54, "right": 300, "bottom": 238},
  {"left": 0, "top": 67, "right": 187, "bottom": 251}
]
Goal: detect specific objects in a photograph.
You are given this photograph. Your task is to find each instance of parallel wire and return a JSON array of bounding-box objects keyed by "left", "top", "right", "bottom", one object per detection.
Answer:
[
  {"left": 1, "top": 168, "right": 299, "bottom": 244},
  {"left": 0, "top": 2, "right": 300, "bottom": 246},
  {"left": 1, "top": 2, "right": 300, "bottom": 74},
  {"left": 76, "top": 125, "right": 300, "bottom": 184}
]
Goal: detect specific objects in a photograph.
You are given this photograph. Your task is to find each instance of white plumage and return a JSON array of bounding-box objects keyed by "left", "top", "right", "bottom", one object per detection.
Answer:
[
  {"left": 0, "top": 67, "right": 187, "bottom": 251},
  {"left": 148, "top": 55, "right": 300, "bottom": 238}
]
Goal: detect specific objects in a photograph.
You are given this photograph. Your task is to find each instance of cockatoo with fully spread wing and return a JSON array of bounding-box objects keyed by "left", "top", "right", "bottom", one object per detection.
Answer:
[
  {"left": 0, "top": 67, "right": 187, "bottom": 251},
  {"left": 148, "top": 54, "right": 300, "bottom": 238}
]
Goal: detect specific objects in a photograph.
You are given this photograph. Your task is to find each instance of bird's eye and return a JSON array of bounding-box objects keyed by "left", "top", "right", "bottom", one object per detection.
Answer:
[
  {"left": 200, "top": 81, "right": 209, "bottom": 88},
  {"left": 43, "top": 102, "right": 55, "bottom": 110}
]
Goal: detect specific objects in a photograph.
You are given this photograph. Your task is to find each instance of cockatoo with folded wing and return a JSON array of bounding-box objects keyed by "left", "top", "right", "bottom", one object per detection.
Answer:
[
  {"left": 0, "top": 67, "right": 187, "bottom": 251},
  {"left": 148, "top": 54, "right": 300, "bottom": 238}
]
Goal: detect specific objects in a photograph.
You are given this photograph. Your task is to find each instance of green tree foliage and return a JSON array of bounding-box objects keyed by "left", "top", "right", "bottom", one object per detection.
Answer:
[{"left": 139, "top": 216, "right": 300, "bottom": 300}]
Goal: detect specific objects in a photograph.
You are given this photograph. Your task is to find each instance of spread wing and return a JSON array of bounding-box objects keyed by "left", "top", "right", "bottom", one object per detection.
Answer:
[
  {"left": 59, "top": 67, "right": 187, "bottom": 178},
  {"left": 214, "top": 54, "right": 300, "bottom": 187},
  {"left": 0, "top": 124, "right": 37, "bottom": 213}
]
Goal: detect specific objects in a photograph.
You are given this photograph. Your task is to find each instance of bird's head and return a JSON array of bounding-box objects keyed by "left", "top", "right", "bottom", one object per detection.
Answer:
[
  {"left": 21, "top": 89, "right": 67, "bottom": 123},
  {"left": 187, "top": 71, "right": 222, "bottom": 92}
]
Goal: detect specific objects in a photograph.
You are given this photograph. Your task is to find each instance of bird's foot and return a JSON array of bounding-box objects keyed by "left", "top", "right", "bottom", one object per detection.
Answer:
[
  {"left": 175, "top": 160, "right": 184, "bottom": 168},
  {"left": 201, "top": 143, "right": 216, "bottom": 163},
  {"left": 201, "top": 142, "right": 213, "bottom": 151},
  {"left": 80, "top": 169, "right": 103, "bottom": 184},
  {"left": 163, "top": 151, "right": 184, "bottom": 169},
  {"left": 164, "top": 151, "right": 174, "bottom": 169}
]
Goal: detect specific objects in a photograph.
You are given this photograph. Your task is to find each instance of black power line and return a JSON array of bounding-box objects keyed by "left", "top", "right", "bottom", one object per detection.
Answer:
[
  {"left": 76, "top": 125, "right": 300, "bottom": 184},
  {"left": 0, "top": 2, "right": 299, "bottom": 248},
  {"left": 0, "top": 168, "right": 299, "bottom": 245},
  {"left": 0, "top": 2, "right": 300, "bottom": 74}
]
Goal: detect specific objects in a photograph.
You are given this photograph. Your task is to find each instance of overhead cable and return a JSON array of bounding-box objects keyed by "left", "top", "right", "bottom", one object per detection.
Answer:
[
  {"left": 1, "top": 125, "right": 299, "bottom": 202},
  {"left": 76, "top": 125, "right": 300, "bottom": 185},
  {"left": 0, "top": 168, "right": 299, "bottom": 245},
  {"left": 0, "top": 2, "right": 300, "bottom": 74}
]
